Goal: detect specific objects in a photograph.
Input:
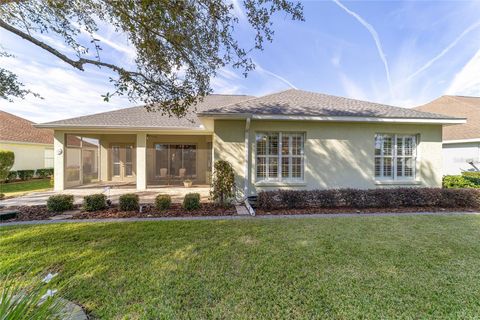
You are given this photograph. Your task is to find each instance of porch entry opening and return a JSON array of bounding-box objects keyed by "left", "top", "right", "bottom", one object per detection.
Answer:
[
  {"left": 65, "top": 135, "right": 99, "bottom": 187},
  {"left": 154, "top": 144, "right": 197, "bottom": 185},
  {"left": 111, "top": 144, "right": 135, "bottom": 182}
]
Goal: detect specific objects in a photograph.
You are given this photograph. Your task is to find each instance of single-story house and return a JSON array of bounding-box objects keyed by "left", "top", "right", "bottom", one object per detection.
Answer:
[
  {"left": 35, "top": 89, "right": 465, "bottom": 195},
  {"left": 415, "top": 95, "right": 480, "bottom": 175},
  {"left": 0, "top": 110, "right": 54, "bottom": 171}
]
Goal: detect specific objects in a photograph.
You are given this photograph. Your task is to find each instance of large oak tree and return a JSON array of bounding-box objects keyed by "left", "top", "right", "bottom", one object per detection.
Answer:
[{"left": 0, "top": 0, "right": 303, "bottom": 116}]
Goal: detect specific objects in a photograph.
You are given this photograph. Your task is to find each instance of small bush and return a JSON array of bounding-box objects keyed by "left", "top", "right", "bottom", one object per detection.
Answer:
[
  {"left": 210, "top": 160, "right": 236, "bottom": 206},
  {"left": 0, "top": 150, "right": 14, "bottom": 183},
  {"left": 257, "top": 188, "right": 480, "bottom": 210},
  {"left": 155, "top": 194, "right": 171, "bottom": 211},
  {"left": 462, "top": 171, "right": 480, "bottom": 185},
  {"left": 17, "top": 170, "right": 35, "bottom": 181},
  {"left": 443, "top": 175, "right": 478, "bottom": 189},
  {"left": 183, "top": 193, "right": 201, "bottom": 211},
  {"left": 119, "top": 193, "right": 139, "bottom": 211},
  {"left": 6, "top": 171, "right": 17, "bottom": 182},
  {"left": 35, "top": 168, "right": 54, "bottom": 178},
  {"left": 47, "top": 194, "right": 74, "bottom": 212},
  {"left": 83, "top": 194, "right": 107, "bottom": 212}
]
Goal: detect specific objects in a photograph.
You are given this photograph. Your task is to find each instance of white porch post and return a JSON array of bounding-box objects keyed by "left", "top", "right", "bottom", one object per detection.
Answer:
[
  {"left": 136, "top": 133, "right": 147, "bottom": 191},
  {"left": 53, "top": 130, "right": 65, "bottom": 191}
]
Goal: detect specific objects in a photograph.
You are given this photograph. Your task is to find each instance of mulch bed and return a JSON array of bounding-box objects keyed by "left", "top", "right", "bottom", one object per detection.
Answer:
[
  {"left": 2, "top": 204, "right": 478, "bottom": 223},
  {"left": 256, "top": 206, "right": 479, "bottom": 215},
  {"left": 71, "top": 203, "right": 236, "bottom": 219},
  {"left": 0, "top": 203, "right": 236, "bottom": 222}
]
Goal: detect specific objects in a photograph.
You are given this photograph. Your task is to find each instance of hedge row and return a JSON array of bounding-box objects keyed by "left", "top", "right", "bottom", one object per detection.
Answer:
[
  {"left": 5, "top": 168, "right": 54, "bottom": 182},
  {"left": 257, "top": 188, "right": 480, "bottom": 210}
]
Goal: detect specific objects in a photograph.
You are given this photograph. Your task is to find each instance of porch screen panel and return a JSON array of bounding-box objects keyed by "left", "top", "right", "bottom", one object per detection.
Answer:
[
  {"left": 183, "top": 145, "right": 197, "bottom": 177},
  {"left": 155, "top": 144, "right": 169, "bottom": 177},
  {"left": 66, "top": 148, "right": 81, "bottom": 182}
]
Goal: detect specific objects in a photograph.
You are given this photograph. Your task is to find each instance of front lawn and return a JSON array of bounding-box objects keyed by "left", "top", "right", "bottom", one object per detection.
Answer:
[
  {"left": 1, "top": 179, "right": 51, "bottom": 197},
  {"left": 2, "top": 215, "right": 480, "bottom": 318}
]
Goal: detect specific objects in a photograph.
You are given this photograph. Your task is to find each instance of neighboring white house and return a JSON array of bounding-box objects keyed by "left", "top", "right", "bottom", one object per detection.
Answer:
[
  {"left": 415, "top": 95, "right": 480, "bottom": 175},
  {"left": 0, "top": 110, "right": 54, "bottom": 171}
]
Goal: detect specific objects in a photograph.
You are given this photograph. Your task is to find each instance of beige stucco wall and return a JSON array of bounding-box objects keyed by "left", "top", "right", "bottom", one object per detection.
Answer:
[
  {"left": 213, "top": 119, "right": 443, "bottom": 196},
  {"left": 0, "top": 141, "right": 53, "bottom": 171}
]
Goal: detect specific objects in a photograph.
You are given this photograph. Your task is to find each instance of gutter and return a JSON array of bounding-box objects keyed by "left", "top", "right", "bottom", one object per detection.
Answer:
[{"left": 197, "top": 113, "right": 466, "bottom": 125}]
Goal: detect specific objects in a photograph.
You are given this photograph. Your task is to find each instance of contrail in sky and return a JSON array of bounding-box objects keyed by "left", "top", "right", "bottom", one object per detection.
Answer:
[{"left": 333, "top": 0, "right": 393, "bottom": 97}]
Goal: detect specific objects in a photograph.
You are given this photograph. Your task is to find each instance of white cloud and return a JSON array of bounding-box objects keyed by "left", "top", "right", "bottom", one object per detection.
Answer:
[
  {"left": 446, "top": 49, "right": 480, "bottom": 96},
  {"left": 332, "top": 0, "right": 393, "bottom": 97},
  {"left": 0, "top": 56, "right": 130, "bottom": 123}
]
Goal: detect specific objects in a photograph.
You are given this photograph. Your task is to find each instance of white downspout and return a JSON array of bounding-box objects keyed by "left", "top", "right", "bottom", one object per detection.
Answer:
[
  {"left": 243, "top": 116, "right": 255, "bottom": 216},
  {"left": 244, "top": 117, "right": 251, "bottom": 197}
]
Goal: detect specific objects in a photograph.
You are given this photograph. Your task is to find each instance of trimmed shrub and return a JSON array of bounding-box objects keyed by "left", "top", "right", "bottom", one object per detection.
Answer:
[
  {"left": 257, "top": 188, "right": 480, "bottom": 210},
  {"left": 17, "top": 170, "right": 35, "bottom": 181},
  {"left": 210, "top": 160, "right": 236, "bottom": 206},
  {"left": 443, "top": 175, "right": 478, "bottom": 189},
  {"left": 47, "top": 194, "right": 74, "bottom": 212},
  {"left": 6, "top": 171, "right": 17, "bottom": 182},
  {"left": 83, "top": 194, "right": 107, "bottom": 212},
  {"left": 119, "top": 193, "right": 139, "bottom": 211},
  {"left": 155, "top": 194, "right": 171, "bottom": 211},
  {"left": 183, "top": 193, "right": 201, "bottom": 211},
  {"left": 0, "top": 150, "right": 14, "bottom": 179},
  {"left": 36, "top": 168, "right": 54, "bottom": 178},
  {"left": 462, "top": 171, "right": 480, "bottom": 185}
]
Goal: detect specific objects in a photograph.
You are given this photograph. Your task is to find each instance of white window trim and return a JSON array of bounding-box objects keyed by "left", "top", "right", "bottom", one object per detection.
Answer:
[
  {"left": 255, "top": 132, "right": 305, "bottom": 183},
  {"left": 374, "top": 133, "right": 418, "bottom": 181}
]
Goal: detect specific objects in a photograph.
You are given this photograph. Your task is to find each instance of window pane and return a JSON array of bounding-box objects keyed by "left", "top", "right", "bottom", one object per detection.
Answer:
[
  {"left": 66, "top": 148, "right": 81, "bottom": 181},
  {"left": 397, "top": 157, "right": 404, "bottom": 177},
  {"left": 291, "top": 157, "right": 302, "bottom": 179},
  {"left": 256, "top": 134, "right": 266, "bottom": 155},
  {"left": 112, "top": 146, "right": 120, "bottom": 176},
  {"left": 282, "top": 135, "right": 290, "bottom": 155},
  {"left": 404, "top": 137, "right": 414, "bottom": 156},
  {"left": 282, "top": 157, "right": 290, "bottom": 178},
  {"left": 405, "top": 157, "right": 414, "bottom": 176},
  {"left": 374, "top": 135, "right": 382, "bottom": 156},
  {"left": 397, "top": 137, "right": 403, "bottom": 156},
  {"left": 383, "top": 136, "right": 393, "bottom": 156},
  {"left": 268, "top": 134, "right": 278, "bottom": 155},
  {"left": 375, "top": 157, "right": 381, "bottom": 177},
  {"left": 256, "top": 157, "right": 266, "bottom": 180},
  {"left": 383, "top": 157, "right": 393, "bottom": 178},
  {"left": 268, "top": 157, "right": 278, "bottom": 179},
  {"left": 292, "top": 135, "right": 303, "bottom": 155}
]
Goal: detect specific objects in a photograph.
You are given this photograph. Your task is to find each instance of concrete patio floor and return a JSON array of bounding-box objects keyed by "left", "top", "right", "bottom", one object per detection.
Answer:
[{"left": 0, "top": 185, "right": 211, "bottom": 207}]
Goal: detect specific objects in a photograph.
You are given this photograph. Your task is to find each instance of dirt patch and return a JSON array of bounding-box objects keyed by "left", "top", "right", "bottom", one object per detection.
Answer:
[{"left": 256, "top": 206, "right": 478, "bottom": 215}]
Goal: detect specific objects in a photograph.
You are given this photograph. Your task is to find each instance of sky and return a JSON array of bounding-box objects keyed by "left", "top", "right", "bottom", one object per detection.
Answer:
[{"left": 1, "top": 0, "right": 480, "bottom": 123}]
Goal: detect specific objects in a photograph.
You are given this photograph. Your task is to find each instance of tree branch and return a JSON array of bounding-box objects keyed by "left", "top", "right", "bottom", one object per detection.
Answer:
[{"left": 0, "top": 18, "right": 137, "bottom": 76}]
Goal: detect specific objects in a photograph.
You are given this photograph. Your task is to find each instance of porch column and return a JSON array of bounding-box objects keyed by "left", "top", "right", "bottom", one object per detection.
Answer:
[
  {"left": 53, "top": 130, "right": 65, "bottom": 191},
  {"left": 136, "top": 133, "right": 147, "bottom": 191}
]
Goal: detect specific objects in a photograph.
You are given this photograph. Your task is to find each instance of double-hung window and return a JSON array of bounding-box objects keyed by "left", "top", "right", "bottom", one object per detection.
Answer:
[
  {"left": 256, "top": 132, "right": 304, "bottom": 182},
  {"left": 375, "top": 134, "right": 417, "bottom": 180}
]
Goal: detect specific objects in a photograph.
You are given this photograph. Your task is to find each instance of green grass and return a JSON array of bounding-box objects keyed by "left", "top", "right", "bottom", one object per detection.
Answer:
[
  {"left": 1, "top": 179, "right": 51, "bottom": 196},
  {"left": 2, "top": 215, "right": 480, "bottom": 319}
]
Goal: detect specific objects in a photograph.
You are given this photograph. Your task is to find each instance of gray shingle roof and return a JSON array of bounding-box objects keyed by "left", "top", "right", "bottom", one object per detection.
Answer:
[
  {"left": 37, "top": 94, "right": 254, "bottom": 129},
  {"left": 199, "top": 89, "right": 460, "bottom": 120},
  {"left": 38, "top": 89, "right": 462, "bottom": 130}
]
